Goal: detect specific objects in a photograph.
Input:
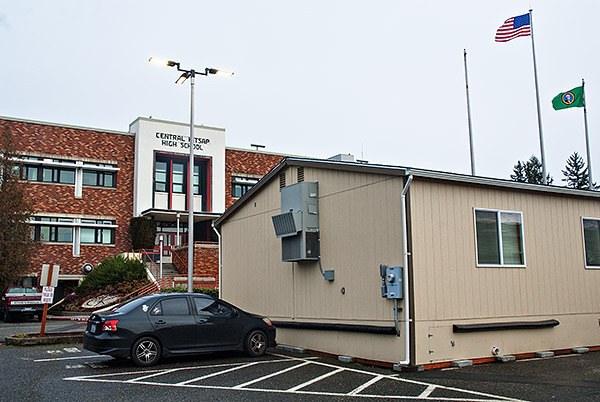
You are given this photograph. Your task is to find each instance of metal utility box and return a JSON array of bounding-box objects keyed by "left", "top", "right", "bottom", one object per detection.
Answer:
[
  {"left": 272, "top": 181, "right": 319, "bottom": 262},
  {"left": 380, "top": 265, "right": 403, "bottom": 299}
]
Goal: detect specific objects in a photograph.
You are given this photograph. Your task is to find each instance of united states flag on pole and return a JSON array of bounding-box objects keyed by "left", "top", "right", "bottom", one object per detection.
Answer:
[{"left": 495, "top": 13, "right": 531, "bottom": 42}]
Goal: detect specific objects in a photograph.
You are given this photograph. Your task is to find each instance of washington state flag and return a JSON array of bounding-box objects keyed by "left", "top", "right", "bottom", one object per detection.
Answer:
[{"left": 552, "top": 86, "right": 584, "bottom": 110}]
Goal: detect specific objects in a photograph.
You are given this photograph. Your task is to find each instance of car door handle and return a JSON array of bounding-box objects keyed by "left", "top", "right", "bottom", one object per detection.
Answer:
[
  {"left": 155, "top": 320, "right": 166, "bottom": 325},
  {"left": 197, "top": 319, "right": 207, "bottom": 324}
]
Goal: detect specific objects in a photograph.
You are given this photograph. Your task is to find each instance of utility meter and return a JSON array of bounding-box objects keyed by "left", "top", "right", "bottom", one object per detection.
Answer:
[{"left": 380, "top": 264, "right": 403, "bottom": 299}]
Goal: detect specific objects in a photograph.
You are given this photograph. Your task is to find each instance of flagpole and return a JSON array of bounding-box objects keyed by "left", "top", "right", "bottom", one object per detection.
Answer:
[
  {"left": 582, "top": 78, "right": 593, "bottom": 189},
  {"left": 463, "top": 49, "right": 476, "bottom": 176},
  {"left": 529, "top": 9, "right": 547, "bottom": 184}
]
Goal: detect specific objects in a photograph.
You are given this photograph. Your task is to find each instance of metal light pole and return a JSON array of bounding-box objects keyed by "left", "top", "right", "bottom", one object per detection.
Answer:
[{"left": 149, "top": 58, "right": 233, "bottom": 292}]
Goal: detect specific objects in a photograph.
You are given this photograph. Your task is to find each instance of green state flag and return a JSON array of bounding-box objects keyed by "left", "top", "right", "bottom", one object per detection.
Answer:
[{"left": 552, "top": 86, "right": 584, "bottom": 110}]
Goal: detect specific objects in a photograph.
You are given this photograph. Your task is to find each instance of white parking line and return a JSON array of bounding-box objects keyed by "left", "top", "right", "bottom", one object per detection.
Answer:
[
  {"left": 287, "top": 367, "right": 344, "bottom": 392},
  {"left": 232, "top": 361, "right": 311, "bottom": 389},
  {"left": 419, "top": 384, "right": 437, "bottom": 398},
  {"left": 126, "top": 368, "right": 180, "bottom": 383},
  {"left": 63, "top": 353, "right": 525, "bottom": 401},
  {"left": 35, "top": 355, "right": 107, "bottom": 362},
  {"left": 176, "top": 362, "right": 258, "bottom": 385},
  {"left": 347, "top": 375, "right": 384, "bottom": 396}
]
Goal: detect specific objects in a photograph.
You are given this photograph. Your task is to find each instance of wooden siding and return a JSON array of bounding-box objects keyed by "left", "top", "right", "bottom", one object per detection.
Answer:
[
  {"left": 410, "top": 178, "right": 600, "bottom": 363},
  {"left": 222, "top": 167, "right": 405, "bottom": 323}
]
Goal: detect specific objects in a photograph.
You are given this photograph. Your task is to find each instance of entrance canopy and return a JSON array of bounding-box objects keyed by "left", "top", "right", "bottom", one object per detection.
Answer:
[{"left": 140, "top": 208, "right": 221, "bottom": 224}]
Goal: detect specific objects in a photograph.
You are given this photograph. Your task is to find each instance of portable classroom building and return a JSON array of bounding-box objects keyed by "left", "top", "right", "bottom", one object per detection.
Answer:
[{"left": 215, "top": 157, "right": 600, "bottom": 368}]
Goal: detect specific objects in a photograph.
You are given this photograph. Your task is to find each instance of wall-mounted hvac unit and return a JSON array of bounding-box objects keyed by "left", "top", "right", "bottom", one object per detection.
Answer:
[{"left": 272, "top": 181, "right": 319, "bottom": 262}]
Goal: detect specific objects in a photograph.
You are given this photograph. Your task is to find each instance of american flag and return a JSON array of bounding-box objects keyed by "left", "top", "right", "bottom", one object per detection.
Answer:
[{"left": 495, "top": 13, "right": 531, "bottom": 42}]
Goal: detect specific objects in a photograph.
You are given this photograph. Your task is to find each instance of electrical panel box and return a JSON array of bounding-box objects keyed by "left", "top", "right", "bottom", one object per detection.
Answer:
[
  {"left": 380, "top": 265, "right": 403, "bottom": 299},
  {"left": 272, "top": 181, "right": 319, "bottom": 262}
]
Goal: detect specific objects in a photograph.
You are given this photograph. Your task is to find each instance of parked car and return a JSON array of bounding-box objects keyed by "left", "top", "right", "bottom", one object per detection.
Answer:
[
  {"left": 83, "top": 293, "right": 276, "bottom": 366},
  {"left": 0, "top": 287, "right": 44, "bottom": 322}
]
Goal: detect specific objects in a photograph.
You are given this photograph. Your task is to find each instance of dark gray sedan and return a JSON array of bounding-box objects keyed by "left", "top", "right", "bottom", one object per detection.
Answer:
[{"left": 83, "top": 293, "right": 276, "bottom": 366}]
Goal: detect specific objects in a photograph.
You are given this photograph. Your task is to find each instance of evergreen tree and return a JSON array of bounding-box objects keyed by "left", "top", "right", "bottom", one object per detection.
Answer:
[
  {"left": 0, "top": 126, "right": 37, "bottom": 291},
  {"left": 510, "top": 161, "right": 526, "bottom": 182},
  {"left": 561, "top": 152, "right": 597, "bottom": 189},
  {"left": 510, "top": 155, "right": 553, "bottom": 185}
]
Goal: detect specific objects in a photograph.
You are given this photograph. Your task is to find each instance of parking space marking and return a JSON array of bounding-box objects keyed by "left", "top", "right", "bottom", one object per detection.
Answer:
[
  {"left": 232, "top": 361, "right": 311, "bottom": 389},
  {"left": 126, "top": 368, "right": 180, "bottom": 383},
  {"left": 347, "top": 375, "right": 384, "bottom": 396},
  {"left": 419, "top": 384, "right": 437, "bottom": 398},
  {"left": 287, "top": 367, "right": 344, "bottom": 392},
  {"left": 64, "top": 353, "right": 525, "bottom": 401},
  {"left": 35, "top": 355, "right": 107, "bottom": 362},
  {"left": 177, "top": 361, "right": 258, "bottom": 385}
]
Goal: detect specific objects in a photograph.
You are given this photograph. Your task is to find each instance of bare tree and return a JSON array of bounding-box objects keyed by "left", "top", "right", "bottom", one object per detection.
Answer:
[{"left": 0, "top": 126, "right": 37, "bottom": 291}]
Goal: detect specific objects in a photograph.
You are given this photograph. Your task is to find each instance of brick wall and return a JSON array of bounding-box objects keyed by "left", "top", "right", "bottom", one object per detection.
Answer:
[
  {"left": 171, "top": 243, "right": 219, "bottom": 289},
  {"left": 2, "top": 118, "right": 135, "bottom": 277},
  {"left": 225, "top": 149, "right": 284, "bottom": 208}
]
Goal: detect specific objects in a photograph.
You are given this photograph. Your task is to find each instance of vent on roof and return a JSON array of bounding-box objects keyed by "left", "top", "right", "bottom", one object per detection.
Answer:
[
  {"left": 297, "top": 167, "right": 304, "bottom": 182},
  {"left": 279, "top": 172, "right": 286, "bottom": 189}
]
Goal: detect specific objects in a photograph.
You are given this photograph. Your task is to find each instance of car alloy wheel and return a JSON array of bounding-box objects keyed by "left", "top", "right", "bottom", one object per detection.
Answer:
[
  {"left": 131, "top": 337, "right": 161, "bottom": 366},
  {"left": 245, "top": 330, "right": 267, "bottom": 357}
]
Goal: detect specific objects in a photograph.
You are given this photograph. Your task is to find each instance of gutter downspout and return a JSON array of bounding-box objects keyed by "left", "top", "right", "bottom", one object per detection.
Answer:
[
  {"left": 398, "top": 174, "right": 413, "bottom": 366},
  {"left": 211, "top": 221, "right": 222, "bottom": 299}
]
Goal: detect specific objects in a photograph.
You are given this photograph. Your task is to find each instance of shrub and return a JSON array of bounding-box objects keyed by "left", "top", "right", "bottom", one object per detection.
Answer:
[
  {"left": 76, "top": 255, "right": 148, "bottom": 296},
  {"left": 129, "top": 216, "right": 156, "bottom": 250},
  {"left": 161, "top": 287, "right": 219, "bottom": 299}
]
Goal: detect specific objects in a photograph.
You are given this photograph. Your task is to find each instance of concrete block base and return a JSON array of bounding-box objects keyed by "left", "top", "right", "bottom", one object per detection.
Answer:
[
  {"left": 572, "top": 347, "right": 589, "bottom": 354},
  {"left": 276, "top": 344, "right": 307, "bottom": 354},
  {"left": 338, "top": 355, "right": 354, "bottom": 363},
  {"left": 535, "top": 351, "right": 555, "bottom": 358},
  {"left": 496, "top": 355, "right": 516, "bottom": 363},
  {"left": 452, "top": 359, "right": 473, "bottom": 368}
]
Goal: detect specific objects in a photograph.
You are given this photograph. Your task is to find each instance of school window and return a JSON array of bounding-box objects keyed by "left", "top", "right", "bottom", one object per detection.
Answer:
[
  {"left": 155, "top": 161, "right": 167, "bottom": 192},
  {"left": 582, "top": 218, "right": 600, "bottom": 268},
  {"left": 172, "top": 162, "right": 185, "bottom": 193},
  {"left": 19, "top": 157, "right": 117, "bottom": 188},
  {"left": 232, "top": 176, "right": 259, "bottom": 198},
  {"left": 82, "top": 163, "right": 117, "bottom": 188},
  {"left": 30, "top": 217, "right": 115, "bottom": 246},
  {"left": 475, "top": 209, "right": 525, "bottom": 266},
  {"left": 31, "top": 217, "right": 74, "bottom": 243},
  {"left": 81, "top": 219, "right": 116, "bottom": 245}
]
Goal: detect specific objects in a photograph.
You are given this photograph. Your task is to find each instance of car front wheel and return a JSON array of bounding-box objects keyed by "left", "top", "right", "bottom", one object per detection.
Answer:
[
  {"left": 245, "top": 329, "right": 268, "bottom": 357},
  {"left": 131, "top": 337, "right": 161, "bottom": 367}
]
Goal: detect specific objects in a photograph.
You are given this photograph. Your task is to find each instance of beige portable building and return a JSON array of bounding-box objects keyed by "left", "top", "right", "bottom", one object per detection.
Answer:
[{"left": 215, "top": 157, "right": 600, "bottom": 369}]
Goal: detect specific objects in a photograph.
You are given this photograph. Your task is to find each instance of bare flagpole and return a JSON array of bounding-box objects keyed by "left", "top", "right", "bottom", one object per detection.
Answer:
[
  {"left": 529, "top": 9, "right": 548, "bottom": 184},
  {"left": 582, "top": 78, "right": 593, "bottom": 189},
  {"left": 464, "top": 49, "right": 476, "bottom": 176}
]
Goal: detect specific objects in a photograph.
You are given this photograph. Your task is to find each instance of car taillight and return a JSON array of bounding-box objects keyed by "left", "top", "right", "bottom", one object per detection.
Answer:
[
  {"left": 6, "top": 297, "right": 12, "bottom": 306},
  {"left": 262, "top": 317, "right": 273, "bottom": 326},
  {"left": 102, "top": 319, "right": 119, "bottom": 332}
]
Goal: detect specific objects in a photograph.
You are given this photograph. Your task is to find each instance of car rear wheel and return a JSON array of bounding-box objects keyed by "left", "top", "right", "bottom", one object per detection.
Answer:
[
  {"left": 244, "top": 329, "right": 268, "bottom": 357},
  {"left": 131, "top": 336, "right": 161, "bottom": 367}
]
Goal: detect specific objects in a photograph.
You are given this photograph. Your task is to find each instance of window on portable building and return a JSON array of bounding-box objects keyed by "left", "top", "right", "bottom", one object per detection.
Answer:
[
  {"left": 475, "top": 209, "right": 525, "bottom": 267},
  {"left": 583, "top": 218, "right": 600, "bottom": 268}
]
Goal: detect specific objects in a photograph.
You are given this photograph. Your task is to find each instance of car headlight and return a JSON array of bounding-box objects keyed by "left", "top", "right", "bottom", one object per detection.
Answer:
[{"left": 262, "top": 317, "right": 273, "bottom": 327}]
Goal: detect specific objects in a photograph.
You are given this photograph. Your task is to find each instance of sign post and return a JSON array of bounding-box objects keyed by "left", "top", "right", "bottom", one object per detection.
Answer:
[{"left": 39, "top": 263, "right": 60, "bottom": 337}]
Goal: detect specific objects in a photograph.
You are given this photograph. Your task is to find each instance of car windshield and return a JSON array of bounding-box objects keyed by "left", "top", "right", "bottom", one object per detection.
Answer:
[{"left": 7, "top": 288, "right": 38, "bottom": 294}]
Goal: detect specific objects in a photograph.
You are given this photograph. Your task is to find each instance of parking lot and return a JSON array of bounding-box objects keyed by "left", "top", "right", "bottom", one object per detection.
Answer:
[{"left": 1, "top": 334, "right": 599, "bottom": 401}]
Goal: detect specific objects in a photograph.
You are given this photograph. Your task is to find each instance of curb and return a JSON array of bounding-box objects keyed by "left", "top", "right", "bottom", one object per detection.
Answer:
[{"left": 5, "top": 332, "right": 83, "bottom": 346}]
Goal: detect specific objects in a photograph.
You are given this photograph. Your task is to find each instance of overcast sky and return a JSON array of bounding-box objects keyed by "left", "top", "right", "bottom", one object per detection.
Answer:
[{"left": 1, "top": 1, "right": 598, "bottom": 182}]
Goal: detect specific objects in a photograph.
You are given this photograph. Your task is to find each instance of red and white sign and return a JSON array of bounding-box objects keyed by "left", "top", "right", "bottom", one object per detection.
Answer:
[{"left": 41, "top": 264, "right": 60, "bottom": 287}]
